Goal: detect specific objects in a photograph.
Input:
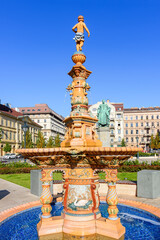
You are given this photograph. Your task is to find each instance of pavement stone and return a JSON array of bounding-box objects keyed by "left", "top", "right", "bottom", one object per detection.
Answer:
[{"left": 0, "top": 178, "right": 39, "bottom": 212}]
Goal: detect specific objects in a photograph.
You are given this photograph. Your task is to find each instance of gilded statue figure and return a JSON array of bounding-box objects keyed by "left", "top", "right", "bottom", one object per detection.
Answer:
[
  {"left": 97, "top": 100, "right": 111, "bottom": 127},
  {"left": 72, "top": 15, "right": 90, "bottom": 52}
]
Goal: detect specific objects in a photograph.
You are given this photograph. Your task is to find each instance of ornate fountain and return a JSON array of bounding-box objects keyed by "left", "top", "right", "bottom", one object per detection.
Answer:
[{"left": 17, "top": 16, "right": 141, "bottom": 240}]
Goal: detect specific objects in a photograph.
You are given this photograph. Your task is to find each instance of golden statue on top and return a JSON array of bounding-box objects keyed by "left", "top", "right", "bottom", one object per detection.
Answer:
[{"left": 72, "top": 15, "right": 90, "bottom": 52}]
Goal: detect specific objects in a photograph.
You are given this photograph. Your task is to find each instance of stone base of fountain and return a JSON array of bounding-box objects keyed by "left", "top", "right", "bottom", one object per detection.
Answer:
[{"left": 37, "top": 217, "right": 125, "bottom": 240}]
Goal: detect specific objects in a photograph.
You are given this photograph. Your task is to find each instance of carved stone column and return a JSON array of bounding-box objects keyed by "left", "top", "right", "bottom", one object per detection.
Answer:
[
  {"left": 104, "top": 169, "right": 119, "bottom": 220},
  {"left": 40, "top": 169, "right": 53, "bottom": 218},
  {"left": 106, "top": 182, "right": 118, "bottom": 220}
]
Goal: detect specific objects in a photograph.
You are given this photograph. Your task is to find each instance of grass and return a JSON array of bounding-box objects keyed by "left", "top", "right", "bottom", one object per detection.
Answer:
[
  {"left": 0, "top": 172, "right": 137, "bottom": 189},
  {"left": 117, "top": 172, "right": 137, "bottom": 181},
  {"left": 0, "top": 173, "right": 31, "bottom": 189}
]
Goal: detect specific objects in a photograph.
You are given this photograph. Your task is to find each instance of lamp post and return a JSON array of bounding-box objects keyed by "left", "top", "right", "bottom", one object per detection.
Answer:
[
  {"left": 136, "top": 136, "right": 139, "bottom": 159},
  {"left": 22, "top": 121, "right": 29, "bottom": 148}
]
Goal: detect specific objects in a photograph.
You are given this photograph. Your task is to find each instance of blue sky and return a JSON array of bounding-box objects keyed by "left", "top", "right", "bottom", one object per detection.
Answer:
[{"left": 0, "top": 0, "right": 160, "bottom": 117}]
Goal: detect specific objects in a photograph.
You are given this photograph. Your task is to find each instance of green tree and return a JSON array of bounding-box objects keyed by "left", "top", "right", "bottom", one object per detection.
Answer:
[
  {"left": 0, "top": 128, "right": 2, "bottom": 143},
  {"left": 36, "top": 131, "right": 46, "bottom": 148},
  {"left": 46, "top": 136, "right": 54, "bottom": 148},
  {"left": 154, "top": 132, "right": 160, "bottom": 149},
  {"left": 121, "top": 138, "right": 126, "bottom": 147},
  {"left": 54, "top": 134, "right": 61, "bottom": 147},
  {"left": 3, "top": 143, "right": 11, "bottom": 153},
  {"left": 150, "top": 134, "right": 155, "bottom": 149},
  {"left": 22, "top": 130, "right": 33, "bottom": 148}
]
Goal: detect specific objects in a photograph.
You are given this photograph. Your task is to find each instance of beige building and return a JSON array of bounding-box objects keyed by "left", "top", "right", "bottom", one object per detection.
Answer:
[
  {"left": 0, "top": 104, "right": 42, "bottom": 156},
  {"left": 89, "top": 100, "right": 124, "bottom": 147},
  {"left": 17, "top": 104, "right": 65, "bottom": 141},
  {"left": 124, "top": 107, "right": 160, "bottom": 151}
]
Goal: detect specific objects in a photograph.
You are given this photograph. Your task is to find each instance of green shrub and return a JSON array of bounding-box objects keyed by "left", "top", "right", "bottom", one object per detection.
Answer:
[{"left": 118, "top": 165, "right": 160, "bottom": 172}]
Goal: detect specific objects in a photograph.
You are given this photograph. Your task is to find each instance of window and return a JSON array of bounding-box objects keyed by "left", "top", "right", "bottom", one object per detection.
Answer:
[
  {"left": 32, "top": 109, "right": 35, "bottom": 111},
  {"left": 10, "top": 132, "right": 12, "bottom": 139},
  {"left": 126, "top": 137, "right": 128, "bottom": 142},
  {"left": 44, "top": 124, "right": 46, "bottom": 129},
  {"left": 22, "top": 110, "right": 25, "bottom": 112},
  {"left": 151, "top": 115, "right": 154, "bottom": 120},
  {"left": 131, "top": 137, "right": 133, "bottom": 142},
  {"left": 1, "top": 119, "right": 3, "bottom": 125},
  {"left": 141, "top": 122, "right": 143, "bottom": 127},
  {"left": 44, "top": 132, "right": 47, "bottom": 136},
  {"left": 131, "top": 130, "right": 133, "bottom": 134},
  {"left": 111, "top": 138, "right": 113, "bottom": 143},
  {"left": 141, "top": 137, "right": 144, "bottom": 142},
  {"left": 118, "top": 137, "right": 121, "bottom": 142},
  {"left": 146, "top": 115, "right": 148, "bottom": 120},
  {"left": 38, "top": 109, "right": 41, "bottom": 111},
  {"left": 116, "top": 114, "right": 121, "bottom": 119},
  {"left": 125, "top": 116, "right": 128, "bottom": 120},
  {"left": 152, "top": 122, "right": 154, "bottom": 126},
  {"left": 136, "top": 116, "right": 138, "bottom": 120},
  {"left": 13, "top": 133, "right": 15, "bottom": 140},
  {"left": 151, "top": 129, "right": 154, "bottom": 134},
  {"left": 141, "top": 130, "right": 144, "bottom": 134},
  {"left": 6, "top": 120, "right": 8, "bottom": 127},
  {"left": 136, "top": 123, "right": 138, "bottom": 127},
  {"left": 130, "top": 116, "right": 133, "bottom": 120},
  {"left": 131, "top": 123, "right": 133, "bottom": 127},
  {"left": 157, "top": 115, "right": 159, "bottom": 119},
  {"left": 6, "top": 131, "right": 8, "bottom": 139},
  {"left": 44, "top": 119, "right": 46, "bottom": 123},
  {"left": 118, "top": 129, "right": 121, "bottom": 134},
  {"left": 27, "top": 109, "right": 30, "bottom": 111},
  {"left": 10, "top": 121, "right": 12, "bottom": 127},
  {"left": 111, "top": 129, "right": 114, "bottom": 134},
  {"left": 141, "top": 116, "right": 143, "bottom": 120},
  {"left": 37, "top": 120, "right": 40, "bottom": 123},
  {"left": 126, "top": 130, "right": 128, "bottom": 134},
  {"left": 146, "top": 122, "right": 149, "bottom": 126},
  {"left": 136, "top": 130, "right": 138, "bottom": 134},
  {"left": 126, "top": 123, "right": 128, "bottom": 127},
  {"left": 147, "top": 130, "right": 149, "bottom": 134},
  {"left": 157, "top": 122, "right": 159, "bottom": 127}
]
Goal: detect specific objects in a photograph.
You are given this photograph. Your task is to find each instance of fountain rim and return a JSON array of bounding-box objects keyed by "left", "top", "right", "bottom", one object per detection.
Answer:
[{"left": 16, "top": 146, "right": 142, "bottom": 156}]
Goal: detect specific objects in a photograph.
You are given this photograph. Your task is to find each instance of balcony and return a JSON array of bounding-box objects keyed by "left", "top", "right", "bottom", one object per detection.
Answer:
[
  {"left": 110, "top": 125, "right": 114, "bottom": 129},
  {"left": 144, "top": 125, "right": 150, "bottom": 129},
  {"left": 110, "top": 132, "right": 115, "bottom": 136},
  {"left": 143, "top": 133, "right": 151, "bottom": 137}
]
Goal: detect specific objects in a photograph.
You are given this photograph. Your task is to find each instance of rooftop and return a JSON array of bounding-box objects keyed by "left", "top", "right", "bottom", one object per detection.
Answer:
[{"left": 16, "top": 104, "right": 64, "bottom": 121}]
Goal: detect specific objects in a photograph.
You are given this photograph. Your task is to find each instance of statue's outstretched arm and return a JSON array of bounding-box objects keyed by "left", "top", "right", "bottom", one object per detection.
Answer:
[
  {"left": 72, "top": 24, "right": 77, "bottom": 33},
  {"left": 83, "top": 23, "right": 90, "bottom": 37}
]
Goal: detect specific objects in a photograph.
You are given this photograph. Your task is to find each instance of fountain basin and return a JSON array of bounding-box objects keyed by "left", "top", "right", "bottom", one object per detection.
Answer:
[{"left": 0, "top": 200, "right": 160, "bottom": 240}]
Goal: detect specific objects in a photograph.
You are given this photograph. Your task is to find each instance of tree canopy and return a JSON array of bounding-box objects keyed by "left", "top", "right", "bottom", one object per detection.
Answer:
[
  {"left": 22, "top": 130, "right": 33, "bottom": 148},
  {"left": 36, "top": 131, "right": 46, "bottom": 148},
  {"left": 3, "top": 143, "right": 11, "bottom": 153}
]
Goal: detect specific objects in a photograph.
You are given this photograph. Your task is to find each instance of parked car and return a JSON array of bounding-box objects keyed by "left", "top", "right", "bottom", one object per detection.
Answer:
[
  {"left": 16, "top": 154, "right": 23, "bottom": 159},
  {"left": 3, "top": 153, "right": 17, "bottom": 160},
  {"left": 9, "top": 153, "right": 17, "bottom": 159},
  {"left": 3, "top": 154, "right": 12, "bottom": 160}
]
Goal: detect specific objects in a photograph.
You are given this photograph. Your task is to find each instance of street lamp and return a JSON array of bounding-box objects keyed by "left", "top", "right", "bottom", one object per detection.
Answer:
[
  {"left": 22, "top": 121, "right": 29, "bottom": 148},
  {"left": 136, "top": 136, "right": 139, "bottom": 159}
]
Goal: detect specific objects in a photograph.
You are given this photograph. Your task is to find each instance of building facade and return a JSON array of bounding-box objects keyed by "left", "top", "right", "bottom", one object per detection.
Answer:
[
  {"left": 124, "top": 107, "right": 160, "bottom": 151},
  {"left": 17, "top": 104, "right": 65, "bottom": 141},
  {"left": 89, "top": 100, "right": 124, "bottom": 147},
  {"left": 0, "top": 104, "right": 42, "bottom": 156}
]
